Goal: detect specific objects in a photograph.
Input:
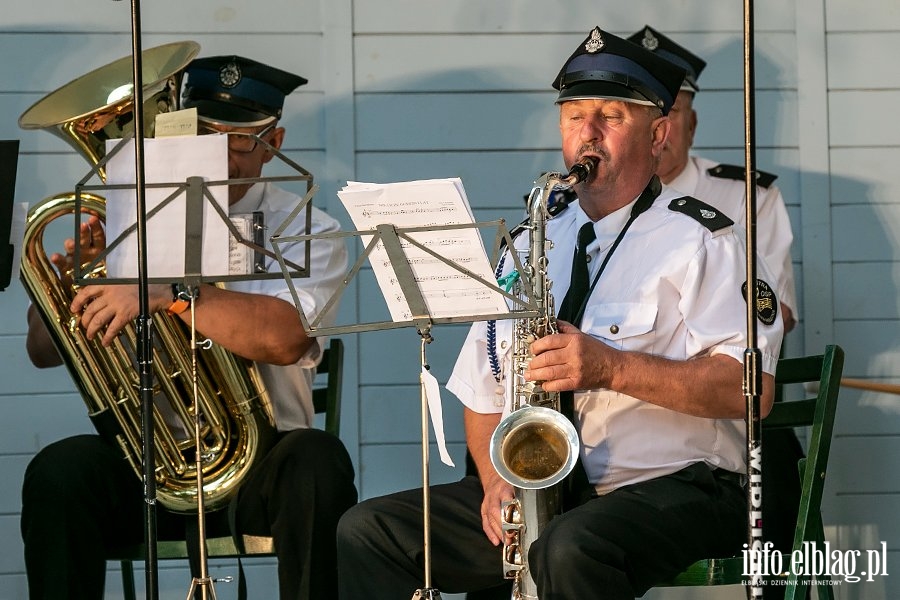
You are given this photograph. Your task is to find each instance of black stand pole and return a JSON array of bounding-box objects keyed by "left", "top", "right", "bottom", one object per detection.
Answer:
[
  {"left": 122, "top": 0, "right": 160, "bottom": 598},
  {"left": 742, "top": 1, "right": 764, "bottom": 598},
  {"left": 412, "top": 329, "right": 441, "bottom": 600}
]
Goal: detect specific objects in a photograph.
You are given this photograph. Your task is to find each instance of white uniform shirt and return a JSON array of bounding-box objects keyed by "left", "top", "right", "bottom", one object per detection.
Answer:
[
  {"left": 227, "top": 182, "right": 348, "bottom": 431},
  {"left": 668, "top": 155, "right": 797, "bottom": 318},
  {"left": 447, "top": 183, "right": 783, "bottom": 495}
]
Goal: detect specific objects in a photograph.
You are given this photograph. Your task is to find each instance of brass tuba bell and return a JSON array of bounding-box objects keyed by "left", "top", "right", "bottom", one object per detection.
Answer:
[
  {"left": 19, "top": 41, "right": 277, "bottom": 513},
  {"left": 19, "top": 41, "right": 200, "bottom": 182}
]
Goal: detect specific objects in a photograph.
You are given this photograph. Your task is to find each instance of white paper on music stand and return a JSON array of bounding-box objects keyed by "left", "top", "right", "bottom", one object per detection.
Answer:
[
  {"left": 337, "top": 178, "right": 507, "bottom": 322},
  {"left": 104, "top": 136, "right": 230, "bottom": 279}
]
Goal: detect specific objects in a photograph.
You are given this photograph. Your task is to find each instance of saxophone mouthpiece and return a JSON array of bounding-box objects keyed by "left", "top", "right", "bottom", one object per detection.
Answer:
[{"left": 564, "top": 156, "right": 598, "bottom": 185}]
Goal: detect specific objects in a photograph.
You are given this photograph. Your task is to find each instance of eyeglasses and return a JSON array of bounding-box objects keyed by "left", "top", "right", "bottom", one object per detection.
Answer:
[{"left": 199, "top": 123, "right": 275, "bottom": 154}]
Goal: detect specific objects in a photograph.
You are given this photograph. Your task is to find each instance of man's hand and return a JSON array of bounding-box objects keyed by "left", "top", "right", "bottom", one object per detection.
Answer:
[
  {"left": 524, "top": 320, "right": 613, "bottom": 392},
  {"left": 50, "top": 215, "right": 105, "bottom": 288},
  {"left": 71, "top": 283, "right": 171, "bottom": 346},
  {"left": 479, "top": 470, "right": 515, "bottom": 546}
]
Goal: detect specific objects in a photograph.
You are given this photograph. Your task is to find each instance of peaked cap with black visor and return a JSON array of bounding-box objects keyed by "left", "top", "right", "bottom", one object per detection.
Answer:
[
  {"left": 552, "top": 26, "right": 686, "bottom": 115},
  {"left": 181, "top": 55, "right": 307, "bottom": 127},
  {"left": 627, "top": 25, "right": 707, "bottom": 93}
]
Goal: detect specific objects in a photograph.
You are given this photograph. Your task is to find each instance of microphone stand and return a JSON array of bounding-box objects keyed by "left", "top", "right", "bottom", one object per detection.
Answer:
[
  {"left": 119, "top": 0, "right": 160, "bottom": 597},
  {"left": 742, "top": 1, "right": 765, "bottom": 598}
]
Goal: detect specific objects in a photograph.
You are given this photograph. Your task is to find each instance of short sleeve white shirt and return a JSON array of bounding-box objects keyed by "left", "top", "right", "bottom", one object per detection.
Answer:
[
  {"left": 447, "top": 183, "right": 783, "bottom": 494},
  {"left": 227, "top": 182, "right": 348, "bottom": 431}
]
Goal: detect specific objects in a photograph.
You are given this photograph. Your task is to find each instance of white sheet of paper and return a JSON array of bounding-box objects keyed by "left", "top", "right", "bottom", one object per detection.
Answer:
[
  {"left": 155, "top": 107, "right": 198, "bottom": 138},
  {"left": 337, "top": 178, "right": 507, "bottom": 322},
  {"left": 422, "top": 366, "right": 456, "bottom": 467},
  {"left": 104, "top": 136, "right": 230, "bottom": 279}
]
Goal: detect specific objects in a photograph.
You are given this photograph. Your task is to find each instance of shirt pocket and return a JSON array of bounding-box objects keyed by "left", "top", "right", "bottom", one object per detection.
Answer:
[{"left": 581, "top": 302, "right": 658, "bottom": 348}]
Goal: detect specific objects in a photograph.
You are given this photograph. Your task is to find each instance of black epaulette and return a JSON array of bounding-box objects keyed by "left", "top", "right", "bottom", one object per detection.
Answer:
[
  {"left": 707, "top": 163, "right": 778, "bottom": 189},
  {"left": 668, "top": 196, "right": 734, "bottom": 232}
]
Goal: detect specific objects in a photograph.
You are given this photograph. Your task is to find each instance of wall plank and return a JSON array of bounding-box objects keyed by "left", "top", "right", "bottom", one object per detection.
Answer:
[
  {"left": 826, "top": 0, "right": 900, "bottom": 31},
  {"left": 2, "top": 0, "right": 322, "bottom": 33},
  {"left": 832, "top": 204, "right": 900, "bottom": 262},
  {"left": 829, "top": 91, "right": 900, "bottom": 147},
  {"left": 831, "top": 148, "right": 900, "bottom": 206},
  {"left": 354, "top": 32, "right": 796, "bottom": 93},
  {"left": 352, "top": 0, "right": 794, "bottom": 33},
  {"left": 355, "top": 91, "right": 797, "bottom": 152}
]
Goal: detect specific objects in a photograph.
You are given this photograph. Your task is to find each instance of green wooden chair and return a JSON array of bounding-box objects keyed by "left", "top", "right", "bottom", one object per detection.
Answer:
[
  {"left": 113, "top": 337, "right": 345, "bottom": 599},
  {"left": 660, "top": 344, "right": 844, "bottom": 600}
]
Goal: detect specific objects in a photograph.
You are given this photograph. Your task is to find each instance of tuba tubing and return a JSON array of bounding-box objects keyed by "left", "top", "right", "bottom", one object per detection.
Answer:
[{"left": 20, "top": 193, "right": 276, "bottom": 513}]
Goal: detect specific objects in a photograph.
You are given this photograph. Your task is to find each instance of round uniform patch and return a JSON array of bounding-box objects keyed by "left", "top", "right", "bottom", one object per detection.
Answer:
[{"left": 741, "top": 279, "right": 778, "bottom": 326}]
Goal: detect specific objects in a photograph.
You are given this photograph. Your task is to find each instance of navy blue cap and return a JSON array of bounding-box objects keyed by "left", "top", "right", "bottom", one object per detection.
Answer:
[
  {"left": 552, "top": 26, "right": 686, "bottom": 115},
  {"left": 627, "top": 26, "right": 707, "bottom": 93},
  {"left": 181, "top": 55, "right": 307, "bottom": 126}
]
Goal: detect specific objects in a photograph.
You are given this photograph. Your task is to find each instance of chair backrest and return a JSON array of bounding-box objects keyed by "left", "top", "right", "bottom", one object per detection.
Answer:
[
  {"left": 765, "top": 344, "right": 844, "bottom": 557},
  {"left": 662, "top": 344, "right": 844, "bottom": 596},
  {"left": 313, "top": 337, "right": 344, "bottom": 437}
]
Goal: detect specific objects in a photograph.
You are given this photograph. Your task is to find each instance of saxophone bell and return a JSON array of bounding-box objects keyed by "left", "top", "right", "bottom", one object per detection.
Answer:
[{"left": 490, "top": 405, "right": 579, "bottom": 489}]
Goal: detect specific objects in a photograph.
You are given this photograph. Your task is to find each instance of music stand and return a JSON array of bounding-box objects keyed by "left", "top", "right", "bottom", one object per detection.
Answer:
[
  {"left": 0, "top": 140, "right": 19, "bottom": 292},
  {"left": 272, "top": 189, "right": 538, "bottom": 598},
  {"left": 67, "top": 133, "right": 315, "bottom": 600}
]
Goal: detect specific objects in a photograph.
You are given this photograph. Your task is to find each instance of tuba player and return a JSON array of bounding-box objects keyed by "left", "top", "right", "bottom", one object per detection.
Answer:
[{"left": 21, "top": 55, "right": 357, "bottom": 600}]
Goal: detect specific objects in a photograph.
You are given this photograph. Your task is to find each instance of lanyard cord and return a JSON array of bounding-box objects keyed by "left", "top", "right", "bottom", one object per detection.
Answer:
[
  {"left": 566, "top": 176, "right": 661, "bottom": 326},
  {"left": 488, "top": 175, "right": 662, "bottom": 386}
]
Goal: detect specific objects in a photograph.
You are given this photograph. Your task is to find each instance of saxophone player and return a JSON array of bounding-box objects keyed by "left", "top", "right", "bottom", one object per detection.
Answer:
[
  {"left": 337, "top": 26, "right": 784, "bottom": 600},
  {"left": 21, "top": 55, "right": 357, "bottom": 600}
]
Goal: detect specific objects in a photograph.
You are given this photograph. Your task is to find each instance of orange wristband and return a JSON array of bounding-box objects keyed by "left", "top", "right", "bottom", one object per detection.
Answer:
[{"left": 166, "top": 298, "right": 191, "bottom": 316}]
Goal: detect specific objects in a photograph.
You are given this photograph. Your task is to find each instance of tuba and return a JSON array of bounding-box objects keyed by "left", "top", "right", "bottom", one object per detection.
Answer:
[
  {"left": 18, "top": 42, "right": 277, "bottom": 514},
  {"left": 489, "top": 158, "right": 596, "bottom": 599}
]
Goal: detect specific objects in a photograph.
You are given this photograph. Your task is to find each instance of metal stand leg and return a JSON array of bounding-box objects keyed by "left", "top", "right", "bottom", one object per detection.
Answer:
[
  {"left": 183, "top": 285, "right": 229, "bottom": 600},
  {"left": 412, "top": 329, "right": 441, "bottom": 600}
]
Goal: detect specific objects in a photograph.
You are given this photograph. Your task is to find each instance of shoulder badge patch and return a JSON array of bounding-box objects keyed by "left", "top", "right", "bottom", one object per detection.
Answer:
[
  {"left": 668, "top": 196, "right": 734, "bottom": 232},
  {"left": 741, "top": 279, "right": 779, "bottom": 326},
  {"left": 707, "top": 164, "right": 777, "bottom": 189}
]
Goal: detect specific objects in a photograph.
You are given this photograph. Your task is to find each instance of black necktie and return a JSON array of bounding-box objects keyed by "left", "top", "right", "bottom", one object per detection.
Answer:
[
  {"left": 557, "top": 222, "right": 596, "bottom": 509},
  {"left": 557, "top": 221, "right": 597, "bottom": 326}
]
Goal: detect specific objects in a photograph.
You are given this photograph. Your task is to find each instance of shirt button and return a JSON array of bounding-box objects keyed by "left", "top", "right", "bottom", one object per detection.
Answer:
[
  {"left": 610, "top": 324, "right": 619, "bottom": 334},
  {"left": 585, "top": 255, "right": 592, "bottom": 263},
  {"left": 500, "top": 341, "right": 508, "bottom": 349}
]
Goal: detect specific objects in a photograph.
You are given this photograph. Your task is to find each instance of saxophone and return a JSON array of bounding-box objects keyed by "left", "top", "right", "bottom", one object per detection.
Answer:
[{"left": 489, "top": 157, "right": 596, "bottom": 599}]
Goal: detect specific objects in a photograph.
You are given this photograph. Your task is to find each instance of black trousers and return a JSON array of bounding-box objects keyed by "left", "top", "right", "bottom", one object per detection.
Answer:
[
  {"left": 337, "top": 463, "right": 746, "bottom": 600},
  {"left": 21, "top": 429, "right": 358, "bottom": 600}
]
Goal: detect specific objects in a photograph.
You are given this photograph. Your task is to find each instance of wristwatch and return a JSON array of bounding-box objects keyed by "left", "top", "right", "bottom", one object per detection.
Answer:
[{"left": 166, "top": 283, "right": 197, "bottom": 316}]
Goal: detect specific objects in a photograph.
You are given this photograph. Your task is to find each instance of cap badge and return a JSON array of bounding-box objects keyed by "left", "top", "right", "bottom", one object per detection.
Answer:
[
  {"left": 641, "top": 30, "right": 659, "bottom": 51},
  {"left": 700, "top": 208, "right": 717, "bottom": 219},
  {"left": 585, "top": 27, "right": 605, "bottom": 53},
  {"left": 218, "top": 62, "right": 242, "bottom": 89}
]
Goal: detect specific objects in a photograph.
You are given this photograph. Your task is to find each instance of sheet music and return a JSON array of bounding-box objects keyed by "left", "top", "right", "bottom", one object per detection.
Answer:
[
  {"left": 104, "top": 136, "right": 230, "bottom": 279},
  {"left": 338, "top": 178, "right": 507, "bottom": 322}
]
